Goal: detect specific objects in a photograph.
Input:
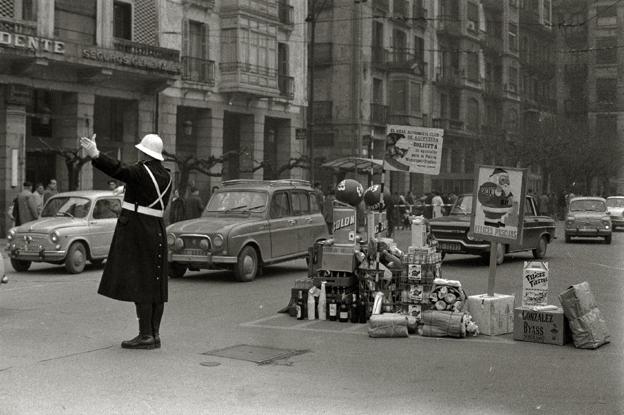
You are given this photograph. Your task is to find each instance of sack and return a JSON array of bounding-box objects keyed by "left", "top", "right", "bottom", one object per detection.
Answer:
[
  {"left": 368, "top": 313, "right": 408, "bottom": 338},
  {"left": 559, "top": 282, "right": 610, "bottom": 349}
]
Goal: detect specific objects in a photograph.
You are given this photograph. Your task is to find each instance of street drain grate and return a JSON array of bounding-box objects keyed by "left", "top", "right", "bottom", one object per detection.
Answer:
[{"left": 202, "top": 344, "right": 309, "bottom": 365}]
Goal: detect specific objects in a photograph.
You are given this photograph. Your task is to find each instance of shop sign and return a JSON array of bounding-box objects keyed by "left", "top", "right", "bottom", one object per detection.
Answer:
[
  {"left": 384, "top": 125, "right": 444, "bottom": 175},
  {"left": 0, "top": 31, "right": 65, "bottom": 54},
  {"left": 81, "top": 48, "right": 180, "bottom": 74}
]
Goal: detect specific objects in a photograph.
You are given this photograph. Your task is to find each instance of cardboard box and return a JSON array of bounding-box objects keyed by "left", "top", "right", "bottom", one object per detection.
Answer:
[
  {"left": 333, "top": 205, "right": 357, "bottom": 246},
  {"left": 467, "top": 293, "right": 515, "bottom": 336},
  {"left": 513, "top": 307, "right": 571, "bottom": 345}
]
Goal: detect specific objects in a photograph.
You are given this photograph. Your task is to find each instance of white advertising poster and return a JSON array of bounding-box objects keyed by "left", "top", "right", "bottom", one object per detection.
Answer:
[
  {"left": 384, "top": 125, "right": 444, "bottom": 175},
  {"left": 470, "top": 165, "right": 527, "bottom": 244}
]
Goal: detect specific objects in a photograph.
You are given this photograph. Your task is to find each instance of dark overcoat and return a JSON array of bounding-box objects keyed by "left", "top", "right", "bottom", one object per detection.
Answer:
[{"left": 92, "top": 153, "right": 172, "bottom": 303}]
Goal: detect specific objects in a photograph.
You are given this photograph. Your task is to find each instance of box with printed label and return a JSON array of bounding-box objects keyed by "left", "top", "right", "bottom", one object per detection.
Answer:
[
  {"left": 513, "top": 307, "right": 571, "bottom": 345},
  {"left": 467, "top": 293, "right": 515, "bottom": 336}
]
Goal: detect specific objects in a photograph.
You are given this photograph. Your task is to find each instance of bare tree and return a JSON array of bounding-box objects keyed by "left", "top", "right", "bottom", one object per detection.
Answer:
[
  {"left": 241, "top": 153, "right": 327, "bottom": 179},
  {"left": 32, "top": 138, "right": 91, "bottom": 191},
  {"left": 162, "top": 150, "right": 239, "bottom": 196}
]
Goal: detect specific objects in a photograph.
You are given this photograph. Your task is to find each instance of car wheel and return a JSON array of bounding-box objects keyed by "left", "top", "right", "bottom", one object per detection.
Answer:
[
  {"left": 234, "top": 245, "right": 259, "bottom": 282},
  {"left": 10, "top": 259, "right": 31, "bottom": 272},
  {"left": 605, "top": 235, "right": 612, "bottom": 244},
  {"left": 565, "top": 234, "right": 571, "bottom": 243},
  {"left": 65, "top": 242, "right": 87, "bottom": 274},
  {"left": 169, "top": 262, "right": 187, "bottom": 278},
  {"left": 532, "top": 236, "right": 548, "bottom": 259}
]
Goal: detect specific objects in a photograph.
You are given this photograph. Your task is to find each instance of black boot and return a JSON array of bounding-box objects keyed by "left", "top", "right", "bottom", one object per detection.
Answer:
[
  {"left": 151, "top": 303, "right": 164, "bottom": 348},
  {"left": 122, "top": 303, "right": 155, "bottom": 350}
]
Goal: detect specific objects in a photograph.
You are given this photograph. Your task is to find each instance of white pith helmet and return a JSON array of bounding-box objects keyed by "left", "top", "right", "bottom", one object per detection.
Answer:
[{"left": 135, "top": 134, "right": 164, "bottom": 161}]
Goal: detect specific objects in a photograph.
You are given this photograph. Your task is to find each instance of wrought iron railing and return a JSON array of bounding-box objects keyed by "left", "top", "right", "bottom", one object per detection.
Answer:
[
  {"left": 113, "top": 39, "right": 180, "bottom": 62},
  {"left": 278, "top": 2, "right": 294, "bottom": 26},
  {"left": 278, "top": 74, "right": 294, "bottom": 98},
  {"left": 220, "top": 62, "right": 277, "bottom": 77},
  {"left": 182, "top": 57, "right": 215, "bottom": 85},
  {"left": 0, "top": 16, "right": 37, "bottom": 35}
]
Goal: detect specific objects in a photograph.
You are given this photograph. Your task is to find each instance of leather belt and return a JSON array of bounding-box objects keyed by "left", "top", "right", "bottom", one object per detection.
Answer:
[{"left": 122, "top": 201, "right": 164, "bottom": 218}]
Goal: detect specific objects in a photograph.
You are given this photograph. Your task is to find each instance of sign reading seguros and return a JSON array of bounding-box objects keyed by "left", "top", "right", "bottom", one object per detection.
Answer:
[{"left": 470, "top": 165, "right": 527, "bottom": 244}]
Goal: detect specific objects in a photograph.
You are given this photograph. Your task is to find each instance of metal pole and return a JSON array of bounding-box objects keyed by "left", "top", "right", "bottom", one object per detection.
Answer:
[
  {"left": 487, "top": 241, "right": 497, "bottom": 296},
  {"left": 306, "top": 15, "right": 316, "bottom": 184}
]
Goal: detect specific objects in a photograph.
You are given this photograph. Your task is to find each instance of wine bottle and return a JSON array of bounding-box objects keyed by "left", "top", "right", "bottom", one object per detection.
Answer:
[
  {"left": 358, "top": 293, "right": 368, "bottom": 323},
  {"left": 339, "top": 288, "right": 349, "bottom": 323},
  {"left": 328, "top": 287, "right": 337, "bottom": 321},
  {"left": 296, "top": 290, "right": 303, "bottom": 320},
  {"left": 350, "top": 293, "right": 359, "bottom": 323},
  {"left": 318, "top": 281, "right": 327, "bottom": 320}
]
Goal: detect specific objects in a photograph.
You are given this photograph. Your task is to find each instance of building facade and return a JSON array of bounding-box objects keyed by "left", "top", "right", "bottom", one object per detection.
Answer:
[
  {"left": 555, "top": 0, "right": 624, "bottom": 195},
  {"left": 0, "top": 0, "right": 307, "bottom": 235}
]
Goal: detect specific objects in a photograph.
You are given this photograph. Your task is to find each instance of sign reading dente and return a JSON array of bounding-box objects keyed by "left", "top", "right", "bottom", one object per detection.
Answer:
[{"left": 0, "top": 31, "right": 65, "bottom": 54}]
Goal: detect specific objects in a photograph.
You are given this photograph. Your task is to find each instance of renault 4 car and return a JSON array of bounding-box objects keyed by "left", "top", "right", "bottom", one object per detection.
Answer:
[
  {"left": 166, "top": 179, "right": 329, "bottom": 282},
  {"left": 6, "top": 190, "right": 123, "bottom": 273},
  {"left": 606, "top": 196, "right": 624, "bottom": 231},
  {"left": 430, "top": 194, "right": 555, "bottom": 264},
  {"left": 565, "top": 197, "right": 612, "bottom": 244}
]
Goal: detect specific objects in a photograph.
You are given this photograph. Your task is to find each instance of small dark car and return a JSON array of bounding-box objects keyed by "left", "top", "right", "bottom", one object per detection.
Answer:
[{"left": 430, "top": 194, "right": 556, "bottom": 264}]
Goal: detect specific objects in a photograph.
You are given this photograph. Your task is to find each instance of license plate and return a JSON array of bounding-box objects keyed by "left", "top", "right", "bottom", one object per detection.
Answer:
[
  {"left": 580, "top": 227, "right": 596, "bottom": 232},
  {"left": 439, "top": 242, "right": 461, "bottom": 252}
]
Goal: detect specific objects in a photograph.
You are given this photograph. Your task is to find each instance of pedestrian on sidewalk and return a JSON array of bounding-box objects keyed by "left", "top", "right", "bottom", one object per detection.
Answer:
[
  {"left": 17, "top": 182, "right": 38, "bottom": 225},
  {"left": 81, "top": 133, "right": 172, "bottom": 350}
]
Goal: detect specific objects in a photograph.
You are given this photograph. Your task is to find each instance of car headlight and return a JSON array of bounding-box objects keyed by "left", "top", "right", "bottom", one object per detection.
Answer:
[
  {"left": 167, "top": 233, "right": 176, "bottom": 247},
  {"left": 466, "top": 232, "right": 475, "bottom": 241},
  {"left": 50, "top": 231, "right": 60, "bottom": 243},
  {"left": 566, "top": 215, "right": 575, "bottom": 222},
  {"left": 7, "top": 229, "right": 15, "bottom": 241},
  {"left": 174, "top": 237, "right": 184, "bottom": 251},
  {"left": 213, "top": 234, "right": 224, "bottom": 249}
]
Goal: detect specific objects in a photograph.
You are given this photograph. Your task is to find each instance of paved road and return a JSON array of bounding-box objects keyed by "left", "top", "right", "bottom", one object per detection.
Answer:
[{"left": 0, "top": 226, "right": 622, "bottom": 414}]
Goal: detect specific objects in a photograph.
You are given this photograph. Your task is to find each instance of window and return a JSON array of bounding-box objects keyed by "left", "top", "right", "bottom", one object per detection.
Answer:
[
  {"left": 310, "top": 192, "right": 321, "bottom": 213},
  {"left": 390, "top": 80, "right": 407, "bottom": 113},
  {"left": 596, "top": 78, "right": 617, "bottom": 103},
  {"left": 508, "top": 23, "right": 518, "bottom": 53},
  {"left": 450, "top": 92, "right": 460, "bottom": 119},
  {"left": 466, "top": 98, "right": 479, "bottom": 131},
  {"left": 270, "top": 192, "right": 290, "bottom": 218},
  {"left": 410, "top": 81, "right": 421, "bottom": 114},
  {"left": 542, "top": 0, "right": 551, "bottom": 26},
  {"left": 596, "top": 5, "right": 617, "bottom": 26},
  {"left": 414, "top": 36, "right": 424, "bottom": 62},
  {"left": 183, "top": 20, "right": 210, "bottom": 82},
  {"left": 508, "top": 66, "right": 518, "bottom": 92},
  {"left": 113, "top": 1, "right": 132, "bottom": 40},
  {"left": 466, "top": 51, "right": 479, "bottom": 81},
  {"left": 278, "top": 43, "right": 289, "bottom": 75},
  {"left": 467, "top": 2, "right": 479, "bottom": 32},
  {"left": 291, "top": 192, "right": 310, "bottom": 215},
  {"left": 373, "top": 78, "right": 384, "bottom": 103},
  {"left": 93, "top": 199, "right": 121, "bottom": 219},
  {"left": 440, "top": 93, "right": 448, "bottom": 118},
  {"left": 21, "top": 0, "right": 37, "bottom": 21},
  {"left": 596, "top": 38, "right": 617, "bottom": 64}
]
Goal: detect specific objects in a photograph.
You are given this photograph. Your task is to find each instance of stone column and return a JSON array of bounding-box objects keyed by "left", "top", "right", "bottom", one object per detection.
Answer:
[
  {"left": 210, "top": 110, "right": 224, "bottom": 185},
  {"left": 239, "top": 114, "right": 263, "bottom": 179},
  {"left": 37, "top": 0, "right": 55, "bottom": 38},
  {"left": 96, "top": 0, "right": 114, "bottom": 48}
]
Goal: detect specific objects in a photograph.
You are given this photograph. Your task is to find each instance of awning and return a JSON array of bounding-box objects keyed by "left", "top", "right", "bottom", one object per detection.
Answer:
[{"left": 321, "top": 157, "right": 384, "bottom": 173}]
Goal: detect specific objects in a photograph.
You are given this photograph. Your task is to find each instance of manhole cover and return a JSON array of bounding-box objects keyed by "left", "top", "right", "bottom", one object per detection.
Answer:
[{"left": 202, "top": 344, "right": 308, "bottom": 365}]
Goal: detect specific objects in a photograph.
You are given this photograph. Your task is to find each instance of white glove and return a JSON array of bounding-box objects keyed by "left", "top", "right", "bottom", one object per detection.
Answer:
[{"left": 80, "top": 134, "right": 100, "bottom": 158}]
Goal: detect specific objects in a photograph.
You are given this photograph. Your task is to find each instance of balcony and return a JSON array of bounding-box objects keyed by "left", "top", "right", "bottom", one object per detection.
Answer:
[
  {"left": 184, "top": 0, "right": 215, "bottom": 9},
  {"left": 313, "top": 43, "right": 333, "bottom": 66},
  {"left": 391, "top": 0, "right": 409, "bottom": 23},
  {"left": 220, "top": 0, "right": 278, "bottom": 20},
  {"left": 434, "top": 67, "right": 462, "bottom": 88},
  {"left": 113, "top": 39, "right": 180, "bottom": 62},
  {"left": 372, "top": 0, "right": 389, "bottom": 14},
  {"left": 437, "top": 19, "right": 461, "bottom": 37},
  {"left": 278, "top": 1, "right": 294, "bottom": 28},
  {"left": 370, "top": 103, "right": 388, "bottom": 125},
  {"left": 182, "top": 57, "right": 215, "bottom": 85},
  {"left": 278, "top": 74, "right": 294, "bottom": 98},
  {"left": 0, "top": 16, "right": 37, "bottom": 35},
  {"left": 412, "top": 5, "right": 427, "bottom": 27},
  {"left": 312, "top": 101, "right": 333, "bottom": 123},
  {"left": 433, "top": 118, "right": 464, "bottom": 132},
  {"left": 219, "top": 62, "right": 279, "bottom": 97},
  {"left": 385, "top": 49, "right": 425, "bottom": 74}
]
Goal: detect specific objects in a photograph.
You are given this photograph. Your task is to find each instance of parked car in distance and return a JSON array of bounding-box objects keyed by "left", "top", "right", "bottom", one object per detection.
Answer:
[
  {"left": 606, "top": 196, "right": 624, "bottom": 231},
  {"left": 166, "top": 179, "right": 329, "bottom": 282},
  {"left": 6, "top": 190, "right": 123, "bottom": 273},
  {"left": 430, "top": 194, "right": 555, "bottom": 265},
  {"left": 565, "top": 196, "right": 612, "bottom": 244}
]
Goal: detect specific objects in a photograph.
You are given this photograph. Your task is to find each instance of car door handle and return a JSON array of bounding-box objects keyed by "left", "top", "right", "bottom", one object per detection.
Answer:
[
  {"left": 288, "top": 219, "right": 296, "bottom": 225},
  {"left": 89, "top": 221, "right": 98, "bottom": 224}
]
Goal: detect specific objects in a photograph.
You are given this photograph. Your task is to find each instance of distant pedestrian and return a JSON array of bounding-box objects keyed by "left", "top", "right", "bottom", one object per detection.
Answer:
[
  {"left": 432, "top": 191, "right": 444, "bottom": 218},
  {"left": 423, "top": 192, "right": 434, "bottom": 219},
  {"left": 17, "top": 182, "right": 38, "bottom": 225},
  {"left": 314, "top": 182, "right": 325, "bottom": 215},
  {"left": 169, "top": 189, "right": 186, "bottom": 224},
  {"left": 549, "top": 193, "right": 558, "bottom": 222},
  {"left": 323, "top": 188, "right": 336, "bottom": 233},
  {"left": 539, "top": 193, "right": 550, "bottom": 216},
  {"left": 33, "top": 183, "right": 45, "bottom": 215},
  {"left": 385, "top": 194, "right": 396, "bottom": 238},
  {"left": 185, "top": 187, "right": 204, "bottom": 219},
  {"left": 43, "top": 179, "right": 58, "bottom": 203},
  {"left": 81, "top": 133, "right": 172, "bottom": 350}
]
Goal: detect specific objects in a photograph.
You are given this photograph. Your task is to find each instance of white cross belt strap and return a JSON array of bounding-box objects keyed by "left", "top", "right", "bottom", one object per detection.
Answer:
[{"left": 121, "top": 201, "right": 164, "bottom": 217}]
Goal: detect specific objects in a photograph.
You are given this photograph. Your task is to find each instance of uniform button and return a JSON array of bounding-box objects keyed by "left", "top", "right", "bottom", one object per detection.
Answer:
[
  {"left": 158, "top": 233, "right": 162, "bottom": 237},
  {"left": 158, "top": 244, "right": 162, "bottom": 247},
  {"left": 157, "top": 254, "right": 162, "bottom": 259}
]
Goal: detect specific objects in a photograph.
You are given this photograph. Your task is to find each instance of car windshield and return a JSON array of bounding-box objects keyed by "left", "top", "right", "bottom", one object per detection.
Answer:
[
  {"left": 42, "top": 196, "right": 92, "bottom": 219},
  {"left": 204, "top": 191, "right": 268, "bottom": 214},
  {"left": 570, "top": 200, "right": 606, "bottom": 212},
  {"left": 451, "top": 195, "right": 473, "bottom": 215},
  {"left": 606, "top": 198, "right": 624, "bottom": 208}
]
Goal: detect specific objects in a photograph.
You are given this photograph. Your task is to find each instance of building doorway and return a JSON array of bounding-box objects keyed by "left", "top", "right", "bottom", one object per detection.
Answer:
[{"left": 222, "top": 111, "right": 241, "bottom": 180}]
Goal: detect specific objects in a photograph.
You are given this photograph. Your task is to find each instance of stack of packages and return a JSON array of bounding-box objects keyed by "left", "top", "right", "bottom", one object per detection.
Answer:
[
  {"left": 559, "top": 282, "right": 610, "bottom": 349},
  {"left": 368, "top": 216, "right": 478, "bottom": 338}
]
